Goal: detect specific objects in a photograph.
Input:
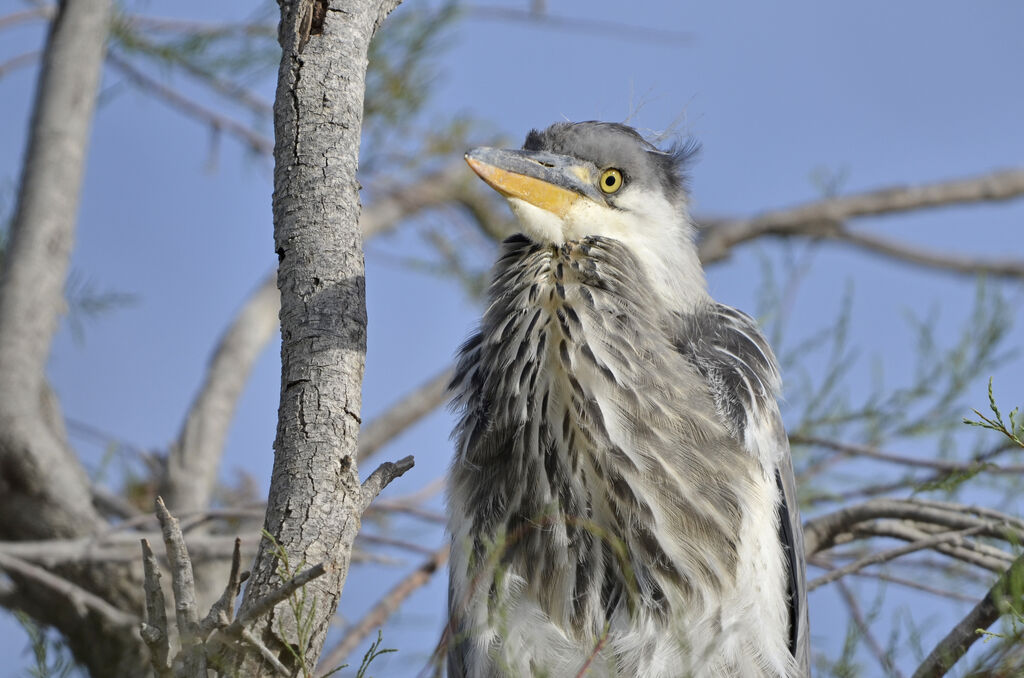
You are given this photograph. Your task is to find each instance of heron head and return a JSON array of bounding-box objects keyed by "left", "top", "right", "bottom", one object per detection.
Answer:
[{"left": 466, "top": 121, "right": 707, "bottom": 308}]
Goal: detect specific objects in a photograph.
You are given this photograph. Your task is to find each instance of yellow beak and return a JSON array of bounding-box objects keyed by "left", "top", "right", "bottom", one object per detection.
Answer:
[{"left": 464, "top": 147, "right": 603, "bottom": 218}]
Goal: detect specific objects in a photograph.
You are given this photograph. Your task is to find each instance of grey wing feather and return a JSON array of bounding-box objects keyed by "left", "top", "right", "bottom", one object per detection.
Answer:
[
  {"left": 776, "top": 441, "right": 810, "bottom": 674},
  {"left": 446, "top": 578, "right": 466, "bottom": 678},
  {"left": 672, "top": 303, "right": 809, "bottom": 674}
]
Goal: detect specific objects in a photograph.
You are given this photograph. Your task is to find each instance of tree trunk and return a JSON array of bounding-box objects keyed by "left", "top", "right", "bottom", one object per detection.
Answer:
[{"left": 232, "top": 0, "right": 403, "bottom": 674}]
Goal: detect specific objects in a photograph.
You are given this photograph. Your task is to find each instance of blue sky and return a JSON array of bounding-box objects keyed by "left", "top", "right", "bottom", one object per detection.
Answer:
[{"left": 1, "top": 0, "right": 1022, "bottom": 675}]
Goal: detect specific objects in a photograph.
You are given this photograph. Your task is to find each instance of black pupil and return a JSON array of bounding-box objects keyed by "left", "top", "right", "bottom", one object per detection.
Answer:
[{"left": 605, "top": 175, "right": 616, "bottom": 186}]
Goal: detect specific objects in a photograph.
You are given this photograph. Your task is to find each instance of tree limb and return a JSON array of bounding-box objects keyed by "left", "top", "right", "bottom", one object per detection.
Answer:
[
  {"left": 912, "top": 552, "right": 1024, "bottom": 678},
  {"left": 856, "top": 520, "right": 1011, "bottom": 573},
  {"left": 696, "top": 168, "right": 1024, "bottom": 278},
  {"left": 360, "top": 456, "right": 416, "bottom": 512},
  {"left": 162, "top": 273, "right": 279, "bottom": 514},
  {"left": 803, "top": 498, "right": 1024, "bottom": 555},
  {"left": 808, "top": 524, "right": 988, "bottom": 591},
  {"left": 0, "top": 0, "right": 154, "bottom": 672},
  {"left": 0, "top": 0, "right": 111, "bottom": 544},
  {"left": 315, "top": 544, "right": 449, "bottom": 674},
  {"left": 0, "top": 551, "right": 136, "bottom": 628},
  {"left": 358, "top": 368, "right": 453, "bottom": 462}
]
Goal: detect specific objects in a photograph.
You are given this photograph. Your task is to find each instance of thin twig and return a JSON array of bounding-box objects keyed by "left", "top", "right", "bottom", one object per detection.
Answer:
[
  {"left": 808, "top": 524, "right": 989, "bottom": 591},
  {"left": 836, "top": 568, "right": 978, "bottom": 603},
  {"left": 365, "top": 500, "right": 445, "bottom": 524},
  {"left": 835, "top": 579, "right": 904, "bottom": 678},
  {"left": 120, "top": 13, "right": 275, "bottom": 38},
  {"left": 857, "top": 521, "right": 1010, "bottom": 573},
  {"left": 912, "top": 552, "right": 1024, "bottom": 678},
  {"left": 106, "top": 51, "right": 272, "bottom": 155},
  {"left": 91, "top": 485, "right": 142, "bottom": 520},
  {"left": 316, "top": 544, "right": 449, "bottom": 674},
  {"left": 0, "top": 50, "right": 39, "bottom": 78},
  {"left": 356, "top": 533, "right": 439, "bottom": 556},
  {"left": 792, "top": 435, "right": 1024, "bottom": 473},
  {"left": 0, "top": 6, "right": 51, "bottom": 30},
  {"left": 230, "top": 562, "right": 328, "bottom": 632}
]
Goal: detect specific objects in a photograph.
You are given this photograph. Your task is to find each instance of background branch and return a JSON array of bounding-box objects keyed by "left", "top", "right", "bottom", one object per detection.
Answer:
[
  {"left": 315, "top": 544, "right": 449, "bottom": 674},
  {"left": 696, "top": 168, "right": 1024, "bottom": 276},
  {"left": 912, "top": 552, "right": 1024, "bottom": 678}
]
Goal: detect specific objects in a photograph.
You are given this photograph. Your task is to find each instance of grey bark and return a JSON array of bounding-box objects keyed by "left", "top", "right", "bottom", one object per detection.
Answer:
[
  {"left": 0, "top": 0, "right": 150, "bottom": 675},
  {"left": 0, "top": 0, "right": 110, "bottom": 542},
  {"left": 231, "top": 0, "right": 403, "bottom": 674}
]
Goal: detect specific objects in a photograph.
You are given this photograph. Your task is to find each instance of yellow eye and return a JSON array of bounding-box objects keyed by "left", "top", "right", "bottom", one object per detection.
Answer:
[{"left": 599, "top": 168, "right": 623, "bottom": 194}]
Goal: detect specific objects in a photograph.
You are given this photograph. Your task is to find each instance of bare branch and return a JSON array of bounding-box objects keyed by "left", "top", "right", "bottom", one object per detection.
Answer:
[
  {"left": 230, "top": 562, "right": 328, "bottom": 633},
  {"left": 162, "top": 273, "right": 279, "bottom": 513},
  {"left": 0, "top": 7, "right": 51, "bottom": 30},
  {"left": 358, "top": 368, "right": 453, "bottom": 462},
  {"left": 803, "top": 498, "right": 1023, "bottom": 555},
  {"left": 841, "top": 569, "right": 978, "bottom": 604},
  {"left": 140, "top": 539, "right": 172, "bottom": 678},
  {"left": 119, "top": 14, "right": 275, "bottom": 38},
  {"left": 316, "top": 544, "right": 449, "bottom": 674},
  {"left": 154, "top": 496, "right": 206, "bottom": 674},
  {"left": 361, "top": 161, "right": 476, "bottom": 239},
  {"left": 0, "top": 50, "right": 39, "bottom": 79},
  {"left": 837, "top": 228, "right": 1024, "bottom": 279},
  {"left": 92, "top": 485, "right": 144, "bottom": 520},
  {"left": 0, "top": 0, "right": 112, "bottom": 542},
  {"left": 808, "top": 524, "right": 988, "bottom": 591},
  {"left": 696, "top": 168, "right": 1024, "bottom": 277},
  {"left": 356, "top": 532, "right": 438, "bottom": 556},
  {"left": 365, "top": 500, "right": 445, "bottom": 524},
  {"left": 105, "top": 51, "right": 273, "bottom": 155},
  {"left": 0, "top": 551, "right": 136, "bottom": 628},
  {"left": 238, "top": 627, "right": 291, "bottom": 676},
  {"left": 793, "top": 435, "right": 1024, "bottom": 474},
  {"left": 912, "top": 552, "right": 1024, "bottom": 678},
  {"left": 0, "top": 528, "right": 384, "bottom": 568},
  {"left": 360, "top": 456, "right": 416, "bottom": 512},
  {"left": 199, "top": 537, "right": 247, "bottom": 634},
  {"left": 858, "top": 520, "right": 1010, "bottom": 573}
]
